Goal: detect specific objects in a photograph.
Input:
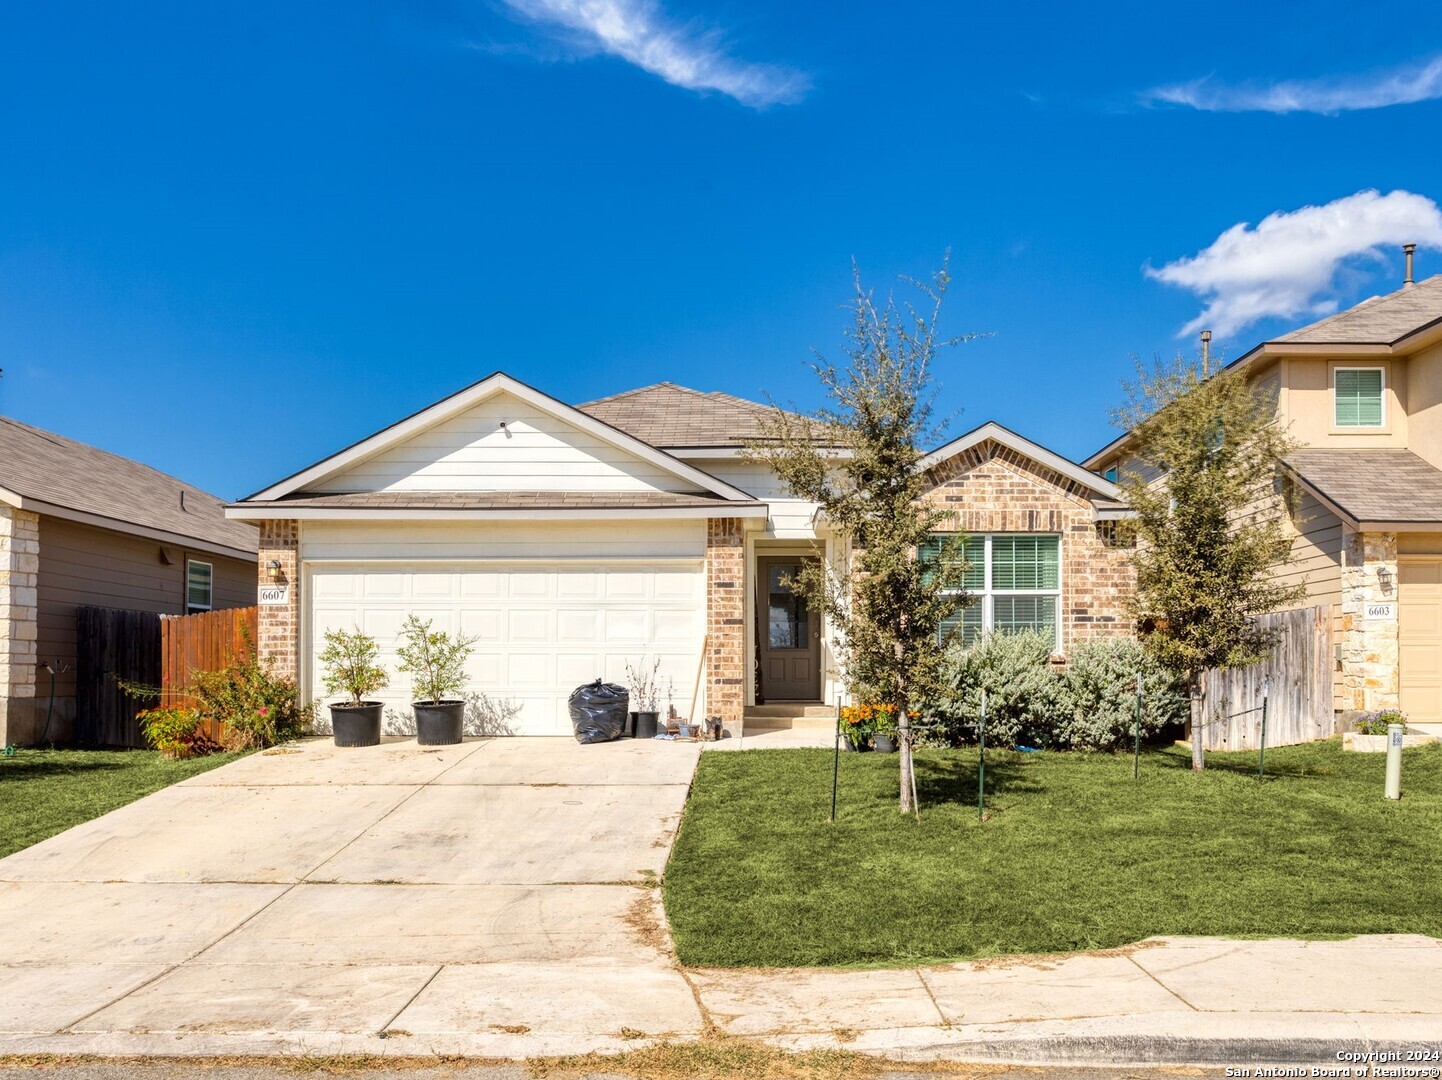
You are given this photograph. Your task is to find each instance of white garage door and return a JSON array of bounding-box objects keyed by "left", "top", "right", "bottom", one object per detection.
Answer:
[{"left": 307, "top": 562, "right": 705, "bottom": 735}]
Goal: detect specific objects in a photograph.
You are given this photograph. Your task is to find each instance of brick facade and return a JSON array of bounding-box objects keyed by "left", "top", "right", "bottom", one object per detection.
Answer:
[
  {"left": 0, "top": 505, "right": 40, "bottom": 746},
  {"left": 921, "top": 440, "right": 1134, "bottom": 653},
  {"left": 705, "top": 517, "right": 745, "bottom": 726},
  {"left": 257, "top": 519, "right": 300, "bottom": 681},
  {"left": 1339, "top": 530, "right": 1398, "bottom": 714}
]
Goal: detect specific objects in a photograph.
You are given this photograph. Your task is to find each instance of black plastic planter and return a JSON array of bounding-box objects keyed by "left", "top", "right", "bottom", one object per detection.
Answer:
[
  {"left": 414, "top": 700, "right": 464, "bottom": 745},
  {"left": 633, "top": 710, "right": 660, "bottom": 739},
  {"left": 873, "top": 733, "right": 897, "bottom": 753},
  {"left": 330, "top": 702, "right": 383, "bottom": 747}
]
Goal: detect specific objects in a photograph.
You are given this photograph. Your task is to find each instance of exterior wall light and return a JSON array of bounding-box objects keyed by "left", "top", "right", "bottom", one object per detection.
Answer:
[
  {"left": 1377, "top": 565, "right": 1394, "bottom": 594},
  {"left": 267, "top": 559, "right": 284, "bottom": 582}
]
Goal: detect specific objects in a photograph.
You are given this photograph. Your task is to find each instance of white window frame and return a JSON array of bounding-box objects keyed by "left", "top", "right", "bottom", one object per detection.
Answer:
[
  {"left": 1333, "top": 366, "right": 1386, "bottom": 430},
  {"left": 186, "top": 559, "right": 213, "bottom": 614},
  {"left": 941, "top": 533, "right": 1062, "bottom": 651}
]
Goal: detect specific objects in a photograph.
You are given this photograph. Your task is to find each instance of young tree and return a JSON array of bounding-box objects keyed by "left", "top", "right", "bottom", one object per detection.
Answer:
[
  {"left": 1114, "top": 353, "right": 1304, "bottom": 771},
  {"left": 747, "top": 263, "right": 976, "bottom": 813}
]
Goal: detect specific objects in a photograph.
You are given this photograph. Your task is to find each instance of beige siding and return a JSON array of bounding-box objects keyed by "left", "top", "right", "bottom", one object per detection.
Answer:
[
  {"left": 1279, "top": 489, "right": 1344, "bottom": 607},
  {"left": 1399, "top": 340, "right": 1442, "bottom": 470},
  {"left": 310, "top": 390, "right": 704, "bottom": 495},
  {"left": 299, "top": 519, "right": 708, "bottom": 562},
  {"left": 36, "top": 516, "right": 255, "bottom": 737}
]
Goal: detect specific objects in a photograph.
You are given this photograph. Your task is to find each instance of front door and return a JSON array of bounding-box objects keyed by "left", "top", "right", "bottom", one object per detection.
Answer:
[{"left": 757, "top": 556, "right": 821, "bottom": 701}]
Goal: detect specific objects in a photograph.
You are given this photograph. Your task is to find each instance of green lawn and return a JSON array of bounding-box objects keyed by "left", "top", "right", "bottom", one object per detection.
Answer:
[
  {"left": 0, "top": 747, "right": 247, "bottom": 860},
  {"left": 664, "top": 740, "right": 1442, "bottom": 968}
]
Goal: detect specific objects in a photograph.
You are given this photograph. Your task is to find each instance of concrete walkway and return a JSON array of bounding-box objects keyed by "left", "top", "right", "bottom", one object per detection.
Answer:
[{"left": 1, "top": 736, "right": 1438, "bottom": 1064}]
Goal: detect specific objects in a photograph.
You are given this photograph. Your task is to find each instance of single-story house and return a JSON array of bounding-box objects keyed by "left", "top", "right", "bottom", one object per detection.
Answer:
[
  {"left": 226, "top": 373, "right": 1134, "bottom": 734},
  {"left": 0, "top": 417, "right": 259, "bottom": 745}
]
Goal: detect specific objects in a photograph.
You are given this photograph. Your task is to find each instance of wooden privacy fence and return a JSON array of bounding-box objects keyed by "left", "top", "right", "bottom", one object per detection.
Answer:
[
  {"left": 75, "top": 606, "right": 161, "bottom": 748},
  {"left": 1198, "top": 604, "right": 1334, "bottom": 751},
  {"left": 161, "top": 606, "right": 259, "bottom": 742}
]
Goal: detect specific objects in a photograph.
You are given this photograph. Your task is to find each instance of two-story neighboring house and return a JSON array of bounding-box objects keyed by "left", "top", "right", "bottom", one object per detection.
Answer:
[{"left": 1087, "top": 267, "right": 1442, "bottom": 737}]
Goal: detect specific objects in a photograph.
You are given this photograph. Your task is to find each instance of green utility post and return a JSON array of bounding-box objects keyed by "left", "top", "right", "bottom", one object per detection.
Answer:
[
  {"left": 829, "top": 708, "right": 841, "bottom": 822},
  {"left": 977, "top": 689, "right": 987, "bottom": 822},
  {"left": 1132, "top": 672, "right": 1142, "bottom": 780},
  {"left": 1258, "top": 675, "right": 1270, "bottom": 780}
]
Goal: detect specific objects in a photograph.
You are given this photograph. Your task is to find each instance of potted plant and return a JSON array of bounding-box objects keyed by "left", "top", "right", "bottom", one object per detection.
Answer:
[
  {"left": 839, "top": 704, "right": 875, "bottom": 752},
  {"left": 396, "top": 615, "right": 478, "bottom": 746},
  {"left": 319, "top": 626, "right": 388, "bottom": 747},
  {"left": 626, "top": 656, "right": 661, "bottom": 739},
  {"left": 872, "top": 704, "right": 899, "bottom": 753}
]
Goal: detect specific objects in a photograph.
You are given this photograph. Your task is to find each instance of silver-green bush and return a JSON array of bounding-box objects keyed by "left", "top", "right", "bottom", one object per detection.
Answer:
[
  {"left": 1058, "top": 637, "right": 1188, "bottom": 751},
  {"left": 929, "top": 629, "right": 1065, "bottom": 748}
]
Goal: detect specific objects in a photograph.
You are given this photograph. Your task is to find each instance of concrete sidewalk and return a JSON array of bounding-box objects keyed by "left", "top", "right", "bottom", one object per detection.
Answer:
[{"left": 0, "top": 737, "right": 1438, "bottom": 1065}]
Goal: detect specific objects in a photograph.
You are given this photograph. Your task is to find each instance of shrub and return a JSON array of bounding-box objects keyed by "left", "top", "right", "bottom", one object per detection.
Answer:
[
  {"left": 137, "top": 705, "right": 218, "bottom": 759},
  {"left": 189, "top": 636, "right": 313, "bottom": 749},
  {"left": 928, "top": 629, "right": 1065, "bottom": 748},
  {"left": 1356, "top": 709, "right": 1406, "bottom": 736},
  {"left": 395, "top": 615, "right": 478, "bottom": 704},
  {"left": 1058, "top": 637, "right": 1188, "bottom": 751},
  {"left": 318, "top": 627, "right": 388, "bottom": 707}
]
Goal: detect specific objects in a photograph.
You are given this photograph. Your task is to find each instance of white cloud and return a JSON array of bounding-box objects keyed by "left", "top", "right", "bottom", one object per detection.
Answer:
[
  {"left": 1147, "top": 190, "right": 1442, "bottom": 338},
  {"left": 496, "top": 0, "right": 807, "bottom": 108},
  {"left": 1146, "top": 54, "right": 1442, "bottom": 114}
]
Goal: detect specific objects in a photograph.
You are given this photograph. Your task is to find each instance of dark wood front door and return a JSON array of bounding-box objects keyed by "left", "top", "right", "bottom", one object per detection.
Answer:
[{"left": 757, "top": 556, "right": 821, "bottom": 701}]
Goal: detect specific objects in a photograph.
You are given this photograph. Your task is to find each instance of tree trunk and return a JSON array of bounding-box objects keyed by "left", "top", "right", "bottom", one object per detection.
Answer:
[
  {"left": 898, "top": 709, "right": 914, "bottom": 813},
  {"left": 1190, "top": 672, "right": 1206, "bottom": 772}
]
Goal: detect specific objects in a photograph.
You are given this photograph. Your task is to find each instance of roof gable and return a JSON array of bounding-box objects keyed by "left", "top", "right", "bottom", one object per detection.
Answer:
[
  {"left": 0, "top": 417, "right": 256, "bottom": 557},
  {"left": 245, "top": 373, "right": 754, "bottom": 503},
  {"left": 577, "top": 382, "right": 826, "bottom": 450},
  {"left": 1275, "top": 275, "right": 1442, "bottom": 345},
  {"left": 920, "top": 421, "right": 1124, "bottom": 506}
]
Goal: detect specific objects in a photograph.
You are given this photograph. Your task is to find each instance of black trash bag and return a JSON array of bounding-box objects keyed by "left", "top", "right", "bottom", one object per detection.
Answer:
[{"left": 569, "top": 679, "right": 630, "bottom": 744}]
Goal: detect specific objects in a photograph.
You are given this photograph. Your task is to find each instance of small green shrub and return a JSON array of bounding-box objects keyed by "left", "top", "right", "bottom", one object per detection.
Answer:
[
  {"left": 189, "top": 636, "right": 312, "bottom": 749},
  {"left": 929, "top": 629, "right": 1065, "bottom": 748},
  {"left": 1356, "top": 709, "right": 1406, "bottom": 736},
  {"left": 137, "top": 706, "right": 218, "bottom": 759},
  {"left": 1059, "top": 637, "right": 1189, "bottom": 751},
  {"left": 318, "top": 627, "right": 388, "bottom": 706},
  {"left": 395, "top": 615, "right": 477, "bottom": 704}
]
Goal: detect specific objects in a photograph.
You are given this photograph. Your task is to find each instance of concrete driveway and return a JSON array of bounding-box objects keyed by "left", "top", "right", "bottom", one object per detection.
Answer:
[{"left": 0, "top": 736, "right": 704, "bottom": 1057}]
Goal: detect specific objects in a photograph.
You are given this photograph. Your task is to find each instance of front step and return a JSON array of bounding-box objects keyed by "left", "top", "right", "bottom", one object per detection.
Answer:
[{"left": 744, "top": 704, "right": 838, "bottom": 732}]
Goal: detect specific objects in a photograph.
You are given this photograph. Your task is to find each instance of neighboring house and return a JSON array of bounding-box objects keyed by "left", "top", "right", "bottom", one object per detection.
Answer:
[
  {"left": 0, "top": 418, "right": 259, "bottom": 745},
  {"left": 1087, "top": 266, "right": 1442, "bottom": 736},
  {"left": 226, "top": 373, "right": 1134, "bottom": 735}
]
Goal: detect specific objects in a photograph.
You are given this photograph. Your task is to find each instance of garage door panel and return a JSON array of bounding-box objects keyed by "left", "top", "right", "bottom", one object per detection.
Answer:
[
  {"left": 603, "top": 609, "right": 648, "bottom": 643},
  {"left": 556, "top": 610, "right": 602, "bottom": 642},
  {"left": 653, "top": 609, "right": 697, "bottom": 645},
  {"left": 507, "top": 609, "right": 551, "bottom": 642},
  {"left": 507, "top": 572, "right": 548, "bottom": 599},
  {"left": 308, "top": 562, "right": 704, "bottom": 735}
]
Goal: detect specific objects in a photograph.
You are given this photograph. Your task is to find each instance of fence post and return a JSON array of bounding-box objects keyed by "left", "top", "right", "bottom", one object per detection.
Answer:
[
  {"left": 1133, "top": 672, "right": 1142, "bottom": 780},
  {"left": 977, "top": 689, "right": 987, "bottom": 822},
  {"left": 829, "top": 708, "right": 841, "bottom": 823},
  {"left": 1258, "top": 674, "right": 1270, "bottom": 780}
]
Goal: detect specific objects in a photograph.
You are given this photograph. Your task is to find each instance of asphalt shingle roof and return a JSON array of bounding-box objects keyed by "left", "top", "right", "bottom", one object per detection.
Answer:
[
  {"left": 577, "top": 382, "right": 830, "bottom": 449},
  {"left": 1286, "top": 448, "right": 1442, "bottom": 524},
  {"left": 242, "top": 490, "right": 759, "bottom": 511},
  {"left": 1276, "top": 275, "right": 1442, "bottom": 345},
  {"left": 0, "top": 416, "right": 257, "bottom": 553}
]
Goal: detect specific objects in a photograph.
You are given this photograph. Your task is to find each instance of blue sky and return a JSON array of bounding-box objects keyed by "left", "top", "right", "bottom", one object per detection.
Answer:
[{"left": 4, "top": 1, "right": 1442, "bottom": 498}]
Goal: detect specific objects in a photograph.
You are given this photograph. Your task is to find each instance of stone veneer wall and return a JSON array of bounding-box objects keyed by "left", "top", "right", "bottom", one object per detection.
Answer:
[
  {"left": 257, "top": 519, "right": 300, "bottom": 681},
  {"left": 705, "top": 517, "right": 745, "bottom": 727},
  {"left": 0, "top": 505, "right": 40, "bottom": 746},
  {"left": 922, "top": 441, "right": 1134, "bottom": 652},
  {"left": 1338, "top": 530, "right": 1398, "bottom": 714}
]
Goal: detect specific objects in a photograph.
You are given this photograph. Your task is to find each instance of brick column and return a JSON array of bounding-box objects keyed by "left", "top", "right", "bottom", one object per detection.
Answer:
[
  {"left": 705, "top": 517, "right": 745, "bottom": 729},
  {"left": 257, "top": 519, "right": 300, "bottom": 682},
  {"left": 1339, "top": 530, "right": 1399, "bottom": 715},
  {"left": 0, "top": 506, "right": 40, "bottom": 746}
]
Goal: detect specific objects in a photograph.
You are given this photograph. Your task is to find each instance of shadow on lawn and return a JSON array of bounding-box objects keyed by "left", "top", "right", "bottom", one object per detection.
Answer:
[
  {"left": 1150, "top": 743, "right": 1338, "bottom": 779},
  {"left": 909, "top": 752, "right": 1041, "bottom": 807},
  {"left": 0, "top": 749, "right": 145, "bottom": 782}
]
